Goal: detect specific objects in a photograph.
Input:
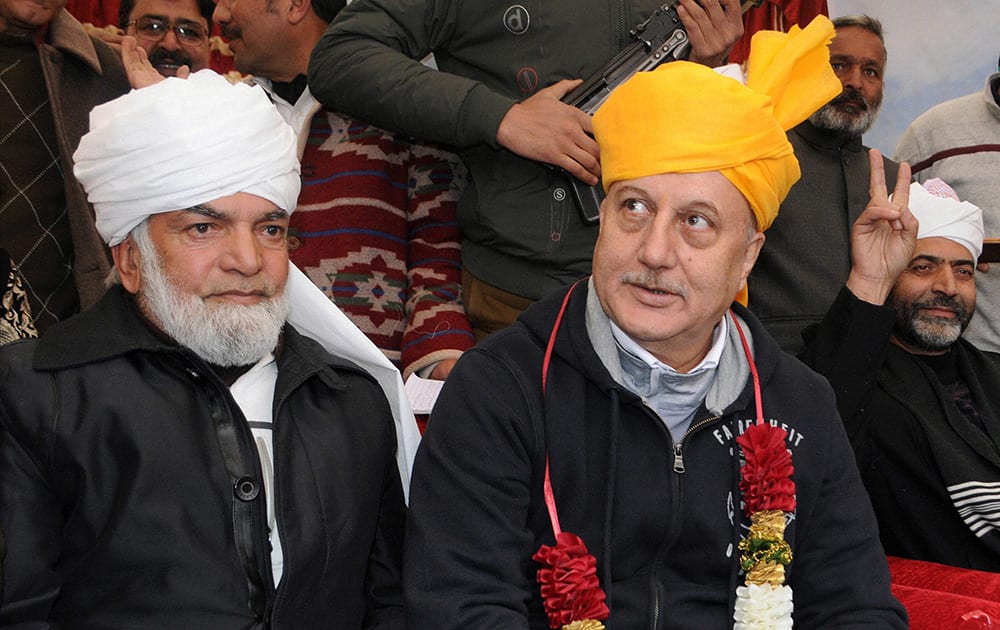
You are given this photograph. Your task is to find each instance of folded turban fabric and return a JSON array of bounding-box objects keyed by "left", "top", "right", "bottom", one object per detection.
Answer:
[
  {"left": 906, "top": 178, "right": 984, "bottom": 261},
  {"left": 71, "top": 69, "right": 421, "bottom": 499},
  {"left": 73, "top": 70, "right": 301, "bottom": 247},
  {"left": 592, "top": 15, "right": 843, "bottom": 232}
]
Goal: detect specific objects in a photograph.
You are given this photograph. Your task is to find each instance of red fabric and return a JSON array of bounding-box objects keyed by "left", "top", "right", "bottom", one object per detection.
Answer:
[
  {"left": 289, "top": 111, "right": 474, "bottom": 376},
  {"left": 889, "top": 556, "right": 1000, "bottom": 629},
  {"left": 728, "top": 0, "right": 829, "bottom": 64},
  {"left": 892, "top": 585, "right": 1000, "bottom": 630},
  {"left": 889, "top": 556, "right": 1000, "bottom": 601},
  {"left": 65, "top": 0, "right": 118, "bottom": 28}
]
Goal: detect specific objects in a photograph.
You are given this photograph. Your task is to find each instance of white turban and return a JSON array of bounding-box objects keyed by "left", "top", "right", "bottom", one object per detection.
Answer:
[
  {"left": 71, "top": 70, "right": 421, "bottom": 499},
  {"left": 73, "top": 70, "right": 301, "bottom": 246},
  {"left": 907, "top": 178, "right": 984, "bottom": 261}
]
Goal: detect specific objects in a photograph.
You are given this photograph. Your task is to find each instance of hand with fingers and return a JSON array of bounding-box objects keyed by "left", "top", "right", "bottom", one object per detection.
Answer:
[
  {"left": 122, "top": 35, "right": 189, "bottom": 89},
  {"left": 495, "top": 79, "right": 601, "bottom": 186},
  {"left": 678, "top": 0, "right": 745, "bottom": 67},
  {"left": 846, "top": 149, "right": 918, "bottom": 305}
]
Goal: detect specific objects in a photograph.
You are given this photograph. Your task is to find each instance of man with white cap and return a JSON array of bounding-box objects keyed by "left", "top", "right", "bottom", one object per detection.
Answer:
[
  {"left": 0, "top": 69, "right": 412, "bottom": 627},
  {"left": 802, "top": 165, "right": 1000, "bottom": 572},
  {"left": 403, "top": 17, "right": 906, "bottom": 628}
]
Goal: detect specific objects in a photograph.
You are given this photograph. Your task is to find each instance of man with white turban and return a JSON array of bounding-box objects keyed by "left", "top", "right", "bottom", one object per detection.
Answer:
[
  {"left": 0, "top": 69, "right": 412, "bottom": 628},
  {"left": 402, "top": 16, "right": 906, "bottom": 629},
  {"left": 803, "top": 165, "right": 1000, "bottom": 572}
]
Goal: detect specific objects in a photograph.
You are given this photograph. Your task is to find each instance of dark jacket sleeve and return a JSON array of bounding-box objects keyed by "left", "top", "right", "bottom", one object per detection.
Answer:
[
  {"left": 799, "top": 286, "right": 897, "bottom": 439},
  {"left": 306, "top": 0, "right": 514, "bottom": 149},
  {"left": 788, "top": 377, "right": 908, "bottom": 627},
  {"left": 0, "top": 343, "right": 59, "bottom": 628},
  {"left": 403, "top": 344, "right": 540, "bottom": 629}
]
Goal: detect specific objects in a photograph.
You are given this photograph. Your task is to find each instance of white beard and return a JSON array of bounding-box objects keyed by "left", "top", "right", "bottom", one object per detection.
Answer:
[{"left": 133, "top": 222, "right": 290, "bottom": 367}]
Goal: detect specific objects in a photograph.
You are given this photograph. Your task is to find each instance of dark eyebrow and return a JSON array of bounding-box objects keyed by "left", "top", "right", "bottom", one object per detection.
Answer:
[
  {"left": 186, "top": 204, "right": 226, "bottom": 220},
  {"left": 185, "top": 205, "right": 289, "bottom": 222},
  {"left": 262, "top": 210, "right": 290, "bottom": 222},
  {"left": 910, "top": 253, "right": 975, "bottom": 268}
]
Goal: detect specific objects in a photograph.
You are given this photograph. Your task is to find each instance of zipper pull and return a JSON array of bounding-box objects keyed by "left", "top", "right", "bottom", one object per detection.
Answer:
[{"left": 672, "top": 442, "right": 685, "bottom": 474}]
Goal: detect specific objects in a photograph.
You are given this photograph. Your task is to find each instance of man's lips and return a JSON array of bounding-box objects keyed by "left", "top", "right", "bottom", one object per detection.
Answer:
[
  {"left": 208, "top": 290, "right": 269, "bottom": 304},
  {"left": 628, "top": 282, "right": 683, "bottom": 305},
  {"left": 921, "top": 306, "right": 958, "bottom": 319},
  {"left": 835, "top": 98, "right": 866, "bottom": 112}
]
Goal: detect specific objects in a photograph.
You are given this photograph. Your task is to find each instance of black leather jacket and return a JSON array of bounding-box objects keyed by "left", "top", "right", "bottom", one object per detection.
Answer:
[{"left": 0, "top": 286, "right": 405, "bottom": 629}]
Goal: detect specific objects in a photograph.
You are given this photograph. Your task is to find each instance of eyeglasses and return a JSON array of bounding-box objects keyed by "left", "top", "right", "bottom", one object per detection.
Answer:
[{"left": 128, "top": 17, "right": 209, "bottom": 45}]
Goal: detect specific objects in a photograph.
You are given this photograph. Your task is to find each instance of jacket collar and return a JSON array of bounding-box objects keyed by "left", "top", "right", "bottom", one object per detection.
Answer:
[
  {"left": 45, "top": 9, "right": 104, "bottom": 75},
  {"left": 519, "top": 280, "right": 779, "bottom": 417},
  {"left": 34, "top": 285, "right": 178, "bottom": 370}
]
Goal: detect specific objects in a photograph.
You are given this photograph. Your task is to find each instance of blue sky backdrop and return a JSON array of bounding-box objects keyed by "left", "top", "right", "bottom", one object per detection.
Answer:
[{"left": 827, "top": 0, "right": 997, "bottom": 157}]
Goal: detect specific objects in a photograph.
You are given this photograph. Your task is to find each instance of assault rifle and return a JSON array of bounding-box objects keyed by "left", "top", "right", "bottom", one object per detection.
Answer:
[{"left": 563, "top": 0, "right": 762, "bottom": 223}]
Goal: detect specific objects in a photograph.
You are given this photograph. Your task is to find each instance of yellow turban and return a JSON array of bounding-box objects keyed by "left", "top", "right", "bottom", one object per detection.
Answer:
[{"left": 592, "top": 15, "right": 842, "bottom": 232}]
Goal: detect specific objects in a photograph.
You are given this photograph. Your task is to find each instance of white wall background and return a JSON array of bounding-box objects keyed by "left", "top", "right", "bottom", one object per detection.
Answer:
[{"left": 827, "top": 0, "right": 998, "bottom": 156}]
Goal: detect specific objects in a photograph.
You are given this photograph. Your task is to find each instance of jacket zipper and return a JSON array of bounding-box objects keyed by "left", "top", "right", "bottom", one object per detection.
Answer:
[
  {"left": 640, "top": 403, "right": 723, "bottom": 629},
  {"left": 672, "top": 414, "right": 722, "bottom": 474}
]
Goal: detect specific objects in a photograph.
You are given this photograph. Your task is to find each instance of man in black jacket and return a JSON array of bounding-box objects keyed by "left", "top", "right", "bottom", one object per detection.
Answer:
[
  {"left": 0, "top": 67, "right": 407, "bottom": 628},
  {"left": 403, "top": 17, "right": 906, "bottom": 628},
  {"left": 801, "top": 163, "right": 1000, "bottom": 572}
]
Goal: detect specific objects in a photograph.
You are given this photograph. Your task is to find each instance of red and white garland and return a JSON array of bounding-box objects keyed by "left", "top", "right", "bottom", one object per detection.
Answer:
[
  {"left": 733, "top": 422, "right": 796, "bottom": 629},
  {"left": 732, "top": 315, "right": 796, "bottom": 629}
]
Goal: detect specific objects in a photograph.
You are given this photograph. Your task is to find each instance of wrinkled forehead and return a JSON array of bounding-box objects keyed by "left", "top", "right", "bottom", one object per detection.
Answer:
[{"left": 831, "top": 25, "right": 886, "bottom": 67}]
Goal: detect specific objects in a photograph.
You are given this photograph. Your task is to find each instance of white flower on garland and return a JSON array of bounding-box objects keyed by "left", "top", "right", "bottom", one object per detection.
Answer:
[{"left": 733, "top": 583, "right": 793, "bottom": 630}]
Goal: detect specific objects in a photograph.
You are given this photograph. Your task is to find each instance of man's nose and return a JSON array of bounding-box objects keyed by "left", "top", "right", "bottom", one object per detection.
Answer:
[
  {"left": 220, "top": 228, "right": 264, "bottom": 276},
  {"left": 839, "top": 64, "right": 863, "bottom": 90},
  {"left": 213, "top": 0, "right": 230, "bottom": 25},
  {"left": 159, "top": 27, "right": 182, "bottom": 50},
  {"left": 932, "top": 268, "right": 958, "bottom": 296},
  {"left": 636, "top": 220, "right": 678, "bottom": 270}
]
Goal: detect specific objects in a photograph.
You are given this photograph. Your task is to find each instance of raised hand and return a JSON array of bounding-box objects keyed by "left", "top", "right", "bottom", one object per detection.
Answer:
[
  {"left": 495, "top": 79, "right": 601, "bottom": 185},
  {"left": 122, "top": 36, "right": 189, "bottom": 89},
  {"left": 846, "top": 149, "right": 917, "bottom": 304},
  {"left": 678, "top": 0, "right": 744, "bottom": 67}
]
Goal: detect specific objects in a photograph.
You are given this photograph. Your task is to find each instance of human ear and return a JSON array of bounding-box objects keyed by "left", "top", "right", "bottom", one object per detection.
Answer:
[{"left": 111, "top": 237, "right": 143, "bottom": 294}]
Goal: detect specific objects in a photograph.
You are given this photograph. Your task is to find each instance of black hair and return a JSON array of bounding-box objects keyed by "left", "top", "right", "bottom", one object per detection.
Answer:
[{"left": 118, "top": 0, "right": 216, "bottom": 33}]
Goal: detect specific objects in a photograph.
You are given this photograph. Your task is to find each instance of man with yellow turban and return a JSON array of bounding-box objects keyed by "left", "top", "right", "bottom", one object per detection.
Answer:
[
  {"left": 402, "top": 15, "right": 906, "bottom": 629},
  {"left": 0, "top": 69, "right": 411, "bottom": 627}
]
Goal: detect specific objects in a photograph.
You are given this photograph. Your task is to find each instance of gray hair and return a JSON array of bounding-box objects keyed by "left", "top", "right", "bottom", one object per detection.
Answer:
[
  {"left": 104, "top": 219, "right": 151, "bottom": 288},
  {"left": 832, "top": 14, "right": 887, "bottom": 63}
]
